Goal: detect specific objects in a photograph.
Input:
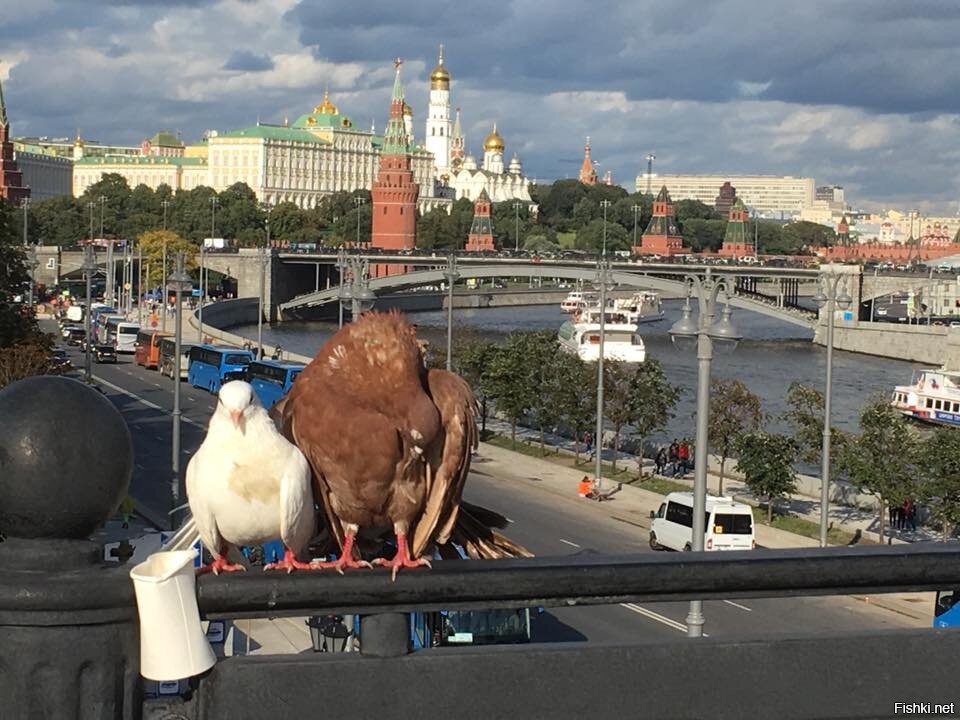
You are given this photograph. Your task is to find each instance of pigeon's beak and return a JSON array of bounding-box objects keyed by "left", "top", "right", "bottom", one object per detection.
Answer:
[{"left": 230, "top": 409, "right": 244, "bottom": 429}]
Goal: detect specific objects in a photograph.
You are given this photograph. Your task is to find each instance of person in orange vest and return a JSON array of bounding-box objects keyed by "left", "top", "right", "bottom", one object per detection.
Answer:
[{"left": 577, "top": 476, "right": 595, "bottom": 498}]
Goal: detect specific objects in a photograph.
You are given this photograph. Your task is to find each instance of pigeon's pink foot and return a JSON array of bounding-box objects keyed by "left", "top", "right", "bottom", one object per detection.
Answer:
[
  {"left": 197, "top": 554, "right": 246, "bottom": 576},
  {"left": 372, "top": 532, "right": 432, "bottom": 581},
  {"left": 313, "top": 530, "right": 373, "bottom": 574},
  {"left": 264, "top": 548, "right": 321, "bottom": 573}
]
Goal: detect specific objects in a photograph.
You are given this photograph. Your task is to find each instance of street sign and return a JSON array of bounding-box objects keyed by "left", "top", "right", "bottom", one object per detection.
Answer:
[{"left": 191, "top": 289, "right": 201, "bottom": 297}]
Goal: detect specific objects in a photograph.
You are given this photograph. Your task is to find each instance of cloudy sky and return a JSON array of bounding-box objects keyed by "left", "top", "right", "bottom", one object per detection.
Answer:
[{"left": 3, "top": 0, "right": 960, "bottom": 213}]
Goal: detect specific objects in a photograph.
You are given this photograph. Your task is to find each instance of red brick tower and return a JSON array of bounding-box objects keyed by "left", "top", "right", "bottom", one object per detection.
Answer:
[
  {"left": 578, "top": 136, "right": 597, "bottom": 185},
  {"left": 636, "top": 186, "right": 684, "bottom": 256},
  {"left": 465, "top": 189, "right": 496, "bottom": 252},
  {"left": 0, "top": 79, "right": 30, "bottom": 205},
  {"left": 371, "top": 59, "right": 419, "bottom": 276},
  {"left": 719, "top": 198, "right": 754, "bottom": 258},
  {"left": 837, "top": 216, "right": 849, "bottom": 246},
  {"left": 714, "top": 181, "right": 736, "bottom": 217}
]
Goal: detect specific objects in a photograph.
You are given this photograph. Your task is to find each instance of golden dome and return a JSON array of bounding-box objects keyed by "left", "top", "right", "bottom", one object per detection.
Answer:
[
  {"left": 430, "top": 43, "right": 450, "bottom": 89},
  {"left": 313, "top": 89, "right": 338, "bottom": 115},
  {"left": 402, "top": 101, "right": 413, "bottom": 117},
  {"left": 483, "top": 123, "right": 505, "bottom": 153}
]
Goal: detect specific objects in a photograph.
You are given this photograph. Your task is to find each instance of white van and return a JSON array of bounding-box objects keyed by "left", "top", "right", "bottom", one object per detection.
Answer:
[
  {"left": 114, "top": 322, "right": 140, "bottom": 353},
  {"left": 649, "top": 492, "right": 755, "bottom": 552}
]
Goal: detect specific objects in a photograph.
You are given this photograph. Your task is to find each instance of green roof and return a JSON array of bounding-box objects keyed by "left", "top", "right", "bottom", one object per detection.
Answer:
[
  {"left": 220, "top": 124, "right": 327, "bottom": 143},
  {"left": 291, "top": 112, "right": 355, "bottom": 131},
  {"left": 148, "top": 131, "right": 184, "bottom": 147},
  {"left": 75, "top": 155, "right": 207, "bottom": 166}
]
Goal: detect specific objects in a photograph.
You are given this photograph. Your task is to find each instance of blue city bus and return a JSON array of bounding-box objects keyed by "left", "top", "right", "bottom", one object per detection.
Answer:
[
  {"left": 247, "top": 359, "right": 305, "bottom": 408},
  {"left": 933, "top": 590, "right": 960, "bottom": 627},
  {"left": 187, "top": 345, "right": 254, "bottom": 393}
]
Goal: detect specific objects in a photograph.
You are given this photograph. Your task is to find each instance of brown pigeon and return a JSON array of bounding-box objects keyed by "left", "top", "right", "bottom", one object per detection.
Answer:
[{"left": 273, "top": 310, "right": 529, "bottom": 578}]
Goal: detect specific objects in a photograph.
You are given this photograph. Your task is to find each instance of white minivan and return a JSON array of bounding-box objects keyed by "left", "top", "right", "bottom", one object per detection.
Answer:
[{"left": 649, "top": 492, "right": 755, "bottom": 552}]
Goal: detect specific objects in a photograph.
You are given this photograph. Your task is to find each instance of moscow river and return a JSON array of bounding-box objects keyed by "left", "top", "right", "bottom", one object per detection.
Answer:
[{"left": 234, "top": 299, "right": 923, "bottom": 444}]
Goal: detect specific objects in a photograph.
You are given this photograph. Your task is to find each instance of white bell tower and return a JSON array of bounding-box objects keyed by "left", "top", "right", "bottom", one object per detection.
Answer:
[{"left": 425, "top": 43, "right": 452, "bottom": 178}]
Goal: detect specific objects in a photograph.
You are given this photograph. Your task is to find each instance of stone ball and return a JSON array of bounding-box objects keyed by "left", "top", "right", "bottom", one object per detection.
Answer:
[{"left": 0, "top": 376, "right": 132, "bottom": 539}]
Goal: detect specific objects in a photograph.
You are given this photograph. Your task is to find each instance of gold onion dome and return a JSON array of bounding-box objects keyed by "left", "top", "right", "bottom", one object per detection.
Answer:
[
  {"left": 313, "top": 89, "right": 338, "bottom": 115},
  {"left": 430, "top": 43, "right": 451, "bottom": 88},
  {"left": 483, "top": 123, "right": 505, "bottom": 153},
  {"left": 402, "top": 100, "right": 413, "bottom": 116}
]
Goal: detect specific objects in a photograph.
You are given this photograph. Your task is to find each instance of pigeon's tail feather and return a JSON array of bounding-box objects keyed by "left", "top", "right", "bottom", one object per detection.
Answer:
[
  {"left": 459, "top": 500, "right": 511, "bottom": 530},
  {"left": 449, "top": 506, "right": 533, "bottom": 560}
]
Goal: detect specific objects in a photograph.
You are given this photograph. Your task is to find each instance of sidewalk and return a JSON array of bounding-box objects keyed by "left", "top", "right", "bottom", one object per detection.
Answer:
[{"left": 477, "top": 423, "right": 937, "bottom": 623}]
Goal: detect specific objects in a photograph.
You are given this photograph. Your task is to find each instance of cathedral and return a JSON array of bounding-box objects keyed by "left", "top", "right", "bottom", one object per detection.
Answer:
[{"left": 424, "top": 47, "right": 533, "bottom": 205}]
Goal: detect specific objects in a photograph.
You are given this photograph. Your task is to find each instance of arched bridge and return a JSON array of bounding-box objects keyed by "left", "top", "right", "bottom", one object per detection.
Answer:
[{"left": 279, "top": 260, "right": 822, "bottom": 328}]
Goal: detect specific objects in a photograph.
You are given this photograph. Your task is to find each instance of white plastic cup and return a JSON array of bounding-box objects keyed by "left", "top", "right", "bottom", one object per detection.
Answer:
[{"left": 130, "top": 550, "right": 217, "bottom": 681}]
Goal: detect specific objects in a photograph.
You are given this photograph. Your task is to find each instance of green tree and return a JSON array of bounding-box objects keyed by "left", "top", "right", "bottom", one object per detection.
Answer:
[
  {"left": 485, "top": 333, "right": 537, "bottom": 448},
  {"left": 680, "top": 219, "right": 727, "bottom": 253},
  {"left": 708, "top": 378, "right": 763, "bottom": 494},
  {"left": 782, "top": 382, "right": 825, "bottom": 466},
  {"left": 30, "top": 196, "right": 85, "bottom": 246},
  {"left": 217, "top": 182, "right": 263, "bottom": 240},
  {"left": 736, "top": 431, "right": 798, "bottom": 521},
  {"left": 451, "top": 331, "right": 498, "bottom": 437},
  {"left": 170, "top": 186, "right": 218, "bottom": 244},
  {"left": 623, "top": 358, "right": 681, "bottom": 478},
  {"left": 78, "top": 173, "right": 133, "bottom": 239},
  {"left": 269, "top": 202, "right": 307, "bottom": 241},
  {"left": 492, "top": 201, "right": 535, "bottom": 250},
  {"left": 137, "top": 229, "right": 197, "bottom": 287},
  {"left": 840, "top": 399, "right": 919, "bottom": 542},
  {"left": 922, "top": 427, "right": 960, "bottom": 540},
  {"left": 523, "top": 331, "right": 566, "bottom": 453},
  {"left": 574, "top": 218, "right": 629, "bottom": 252},
  {"left": 553, "top": 351, "right": 596, "bottom": 462},
  {"left": 674, "top": 199, "right": 720, "bottom": 223},
  {"left": 778, "top": 221, "right": 835, "bottom": 253}
]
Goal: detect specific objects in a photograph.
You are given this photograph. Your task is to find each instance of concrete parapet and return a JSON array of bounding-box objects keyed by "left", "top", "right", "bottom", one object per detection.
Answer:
[{"left": 813, "top": 319, "right": 950, "bottom": 365}]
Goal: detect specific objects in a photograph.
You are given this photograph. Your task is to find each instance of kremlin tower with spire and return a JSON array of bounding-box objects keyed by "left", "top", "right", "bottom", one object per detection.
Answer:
[
  {"left": 0, "top": 79, "right": 30, "bottom": 205},
  {"left": 578, "top": 137, "right": 597, "bottom": 185},
  {"left": 637, "top": 186, "right": 684, "bottom": 256},
  {"left": 465, "top": 189, "right": 496, "bottom": 252},
  {"left": 370, "top": 59, "right": 420, "bottom": 275}
]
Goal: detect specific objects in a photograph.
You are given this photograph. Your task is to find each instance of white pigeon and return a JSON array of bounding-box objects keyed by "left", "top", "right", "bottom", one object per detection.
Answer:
[{"left": 185, "top": 380, "right": 317, "bottom": 574}]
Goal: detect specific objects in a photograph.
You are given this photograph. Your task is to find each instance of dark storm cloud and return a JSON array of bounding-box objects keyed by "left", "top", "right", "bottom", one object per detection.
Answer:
[{"left": 223, "top": 51, "right": 274, "bottom": 72}]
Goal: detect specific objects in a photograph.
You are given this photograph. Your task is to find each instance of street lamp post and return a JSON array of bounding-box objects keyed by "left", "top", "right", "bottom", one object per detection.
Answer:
[
  {"left": 513, "top": 202, "right": 522, "bottom": 252},
  {"left": 353, "top": 197, "right": 366, "bottom": 250},
  {"left": 593, "top": 200, "right": 613, "bottom": 491},
  {"left": 336, "top": 246, "right": 349, "bottom": 329},
  {"left": 443, "top": 254, "right": 460, "bottom": 371},
  {"left": 83, "top": 245, "right": 96, "bottom": 382},
  {"left": 200, "top": 196, "right": 219, "bottom": 341},
  {"left": 349, "top": 257, "right": 376, "bottom": 320},
  {"left": 669, "top": 268, "right": 742, "bottom": 637},
  {"left": 99, "top": 197, "right": 111, "bottom": 306},
  {"left": 631, "top": 203, "right": 641, "bottom": 250},
  {"left": 813, "top": 271, "right": 852, "bottom": 547},
  {"left": 167, "top": 252, "right": 193, "bottom": 530},
  {"left": 137, "top": 244, "right": 144, "bottom": 326},
  {"left": 26, "top": 246, "right": 38, "bottom": 315},
  {"left": 257, "top": 246, "right": 268, "bottom": 360},
  {"left": 161, "top": 199, "right": 170, "bottom": 331}
]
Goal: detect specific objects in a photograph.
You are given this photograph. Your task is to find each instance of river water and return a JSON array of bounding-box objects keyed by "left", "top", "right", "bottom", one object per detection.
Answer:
[{"left": 233, "top": 300, "right": 923, "bottom": 444}]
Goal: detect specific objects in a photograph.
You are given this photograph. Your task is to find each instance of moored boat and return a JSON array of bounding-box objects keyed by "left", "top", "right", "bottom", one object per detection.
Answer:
[
  {"left": 611, "top": 291, "right": 664, "bottom": 324},
  {"left": 558, "top": 304, "right": 646, "bottom": 363},
  {"left": 891, "top": 368, "right": 960, "bottom": 427}
]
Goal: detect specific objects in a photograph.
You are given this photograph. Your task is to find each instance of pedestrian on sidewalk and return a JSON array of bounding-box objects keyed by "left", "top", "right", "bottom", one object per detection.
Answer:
[
  {"left": 654, "top": 446, "right": 668, "bottom": 476},
  {"left": 903, "top": 498, "right": 916, "bottom": 532},
  {"left": 890, "top": 502, "right": 902, "bottom": 531},
  {"left": 677, "top": 440, "right": 690, "bottom": 477},
  {"left": 584, "top": 431, "right": 593, "bottom": 459},
  {"left": 668, "top": 439, "right": 679, "bottom": 476}
]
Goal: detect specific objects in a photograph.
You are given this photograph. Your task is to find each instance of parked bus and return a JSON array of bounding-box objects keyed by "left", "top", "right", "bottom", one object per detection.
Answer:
[
  {"left": 158, "top": 338, "right": 195, "bottom": 379},
  {"left": 247, "top": 359, "right": 305, "bottom": 408},
  {"left": 114, "top": 322, "right": 140, "bottom": 353},
  {"left": 187, "top": 345, "right": 254, "bottom": 393},
  {"left": 135, "top": 330, "right": 171, "bottom": 368}
]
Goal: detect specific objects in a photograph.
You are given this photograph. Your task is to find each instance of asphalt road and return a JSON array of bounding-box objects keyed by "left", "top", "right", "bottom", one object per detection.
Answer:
[{"left": 54, "top": 335, "right": 926, "bottom": 643}]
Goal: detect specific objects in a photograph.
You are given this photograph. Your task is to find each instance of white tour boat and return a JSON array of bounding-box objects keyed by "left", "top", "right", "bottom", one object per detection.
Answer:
[
  {"left": 611, "top": 291, "right": 664, "bottom": 324},
  {"left": 558, "top": 304, "right": 646, "bottom": 363},
  {"left": 891, "top": 368, "right": 960, "bottom": 427},
  {"left": 560, "top": 290, "right": 597, "bottom": 314}
]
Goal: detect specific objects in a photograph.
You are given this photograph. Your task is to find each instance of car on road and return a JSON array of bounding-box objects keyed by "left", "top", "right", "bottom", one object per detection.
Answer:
[
  {"left": 95, "top": 344, "right": 118, "bottom": 364},
  {"left": 649, "top": 491, "right": 755, "bottom": 552},
  {"left": 66, "top": 328, "right": 86, "bottom": 347},
  {"left": 50, "top": 349, "right": 72, "bottom": 372}
]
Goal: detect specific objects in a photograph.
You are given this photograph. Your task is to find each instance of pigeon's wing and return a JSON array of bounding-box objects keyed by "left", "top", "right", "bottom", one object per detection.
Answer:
[
  {"left": 185, "top": 449, "right": 223, "bottom": 554},
  {"left": 411, "top": 369, "right": 478, "bottom": 558},
  {"left": 278, "top": 446, "right": 315, "bottom": 556}
]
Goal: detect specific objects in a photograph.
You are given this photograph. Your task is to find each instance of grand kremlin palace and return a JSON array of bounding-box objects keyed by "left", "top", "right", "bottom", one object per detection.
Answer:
[{"left": 67, "top": 92, "right": 447, "bottom": 213}]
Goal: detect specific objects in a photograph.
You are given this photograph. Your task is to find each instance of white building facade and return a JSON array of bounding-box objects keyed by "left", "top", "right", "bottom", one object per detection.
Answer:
[
  {"left": 424, "top": 46, "right": 452, "bottom": 179},
  {"left": 635, "top": 173, "right": 816, "bottom": 215}
]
